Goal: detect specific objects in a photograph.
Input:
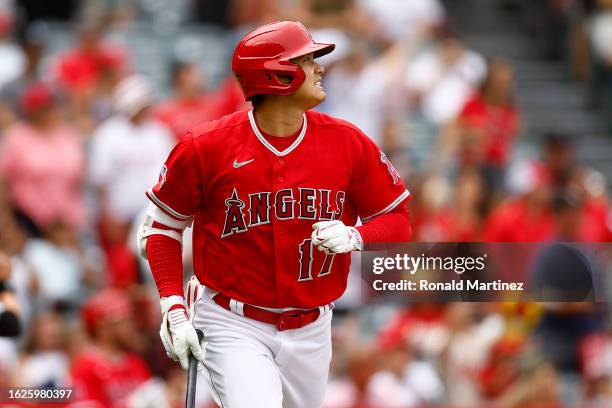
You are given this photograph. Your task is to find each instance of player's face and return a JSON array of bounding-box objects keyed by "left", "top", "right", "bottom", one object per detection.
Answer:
[{"left": 291, "top": 53, "right": 326, "bottom": 108}]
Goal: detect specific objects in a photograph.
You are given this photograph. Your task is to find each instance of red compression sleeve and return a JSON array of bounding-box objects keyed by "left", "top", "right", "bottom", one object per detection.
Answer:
[
  {"left": 146, "top": 222, "right": 184, "bottom": 298},
  {"left": 357, "top": 204, "right": 412, "bottom": 243}
]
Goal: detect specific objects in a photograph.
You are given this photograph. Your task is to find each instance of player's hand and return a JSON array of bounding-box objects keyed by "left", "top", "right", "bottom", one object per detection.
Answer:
[
  {"left": 311, "top": 220, "right": 363, "bottom": 254},
  {"left": 159, "top": 296, "right": 204, "bottom": 370}
]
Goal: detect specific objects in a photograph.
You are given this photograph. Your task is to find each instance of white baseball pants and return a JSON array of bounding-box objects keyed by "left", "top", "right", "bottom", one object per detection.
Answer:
[{"left": 191, "top": 287, "right": 333, "bottom": 408}]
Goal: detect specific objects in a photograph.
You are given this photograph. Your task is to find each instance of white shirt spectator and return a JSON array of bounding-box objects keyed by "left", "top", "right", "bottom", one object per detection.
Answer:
[
  {"left": 589, "top": 10, "right": 612, "bottom": 61},
  {"left": 405, "top": 45, "right": 486, "bottom": 124},
  {"left": 366, "top": 371, "right": 419, "bottom": 407},
  {"left": 0, "top": 41, "right": 24, "bottom": 91},
  {"left": 89, "top": 116, "right": 173, "bottom": 223},
  {"left": 404, "top": 360, "right": 445, "bottom": 404},
  {"left": 23, "top": 239, "right": 82, "bottom": 305},
  {"left": 358, "top": 0, "right": 444, "bottom": 43},
  {"left": 323, "top": 59, "right": 395, "bottom": 145},
  {"left": 323, "top": 378, "right": 358, "bottom": 408},
  {"left": 20, "top": 352, "right": 68, "bottom": 387}
]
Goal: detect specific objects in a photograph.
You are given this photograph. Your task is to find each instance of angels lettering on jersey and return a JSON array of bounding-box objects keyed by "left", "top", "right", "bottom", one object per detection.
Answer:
[{"left": 222, "top": 187, "right": 345, "bottom": 238}]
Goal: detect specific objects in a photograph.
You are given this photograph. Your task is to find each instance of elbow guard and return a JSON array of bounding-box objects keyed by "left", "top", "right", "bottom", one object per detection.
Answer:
[{"left": 137, "top": 202, "right": 191, "bottom": 259}]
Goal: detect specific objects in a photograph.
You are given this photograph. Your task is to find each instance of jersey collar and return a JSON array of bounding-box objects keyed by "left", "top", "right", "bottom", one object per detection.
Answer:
[{"left": 248, "top": 109, "right": 307, "bottom": 157}]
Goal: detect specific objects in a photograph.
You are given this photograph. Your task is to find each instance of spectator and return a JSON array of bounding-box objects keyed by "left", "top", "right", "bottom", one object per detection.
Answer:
[
  {"left": 155, "top": 60, "right": 222, "bottom": 141},
  {"left": 54, "top": 19, "right": 128, "bottom": 98},
  {"left": 0, "top": 207, "right": 36, "bottom": 327},
  {"left": 484, "top": 161, "right": 554, "bottom": 242},
  {"left": 541, "top": 133, "right": 612, "bottom": 241},
  {"left": 207, "top": 75, "right": 251, "bottom": 119},
  {"left": 369, "top": 331, "right": 444, "bottom": 407},
  {"left": 70, "top": 289, "right": 154, "bottom": 406},
  {"left": 324, "top": 346, "right": 379, "bottom": 408},
  {"left": 415, "top": 170, "right": 488, "bottom": 241},
  {"left": 0, "top": 20, "right": 47, "bottom": 130},
  {"left": 459, "top": 57, "right": 520, "bottom": 192},
  {"left": 89, "top": 75, "right": 173, "bottom": 287},
  {"left": 534, "top": 303, "right": 604, "bottom": 373},
  {"left": 357, "top": 0, "right": 445, "bottom": 46},
  {"left": 405, "top": 27, "right": 486, "bottom": 126},
  {"left": 17, "top": 312, "right": 69, "bottom": 388},
  {"left": 580, "top": 331, "right": 612, "bottom": 406},
  {"left": 56, "top": 19, "right": 130, "bottom": 138},
  {"left": 0, "top": 5, "right": 25, "bottom": 91},
  {"left": 478, "top": 335, "right": 525, "bottom": 400},
  {"left": 22, "top": 221, "right": 96, "bottom": 311},
  {"left": 587, "top": 0, "right": 612, "bottom": 126},
  {"left": 323, "top": 39, "right": 411, "bottom": 145},
  {"left": 0, "top": 82, "right": 86, "bottom": 237},
  {"left": 0, "top": 21, "right": 47, "bottom": 110},
  {"left": 443, "top": 303, "right": 504, "bottom": 407},
  {"left": 0, "top": 251, "right": 20, "bottom": 337}
]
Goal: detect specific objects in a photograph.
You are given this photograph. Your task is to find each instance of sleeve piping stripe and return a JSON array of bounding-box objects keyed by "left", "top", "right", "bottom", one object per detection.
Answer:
[
  {"left": 361, "top": 189, "right": 410, "bottom": 223},
  {"left": 146, "top": 189, "right": 192, "bottom": 220}
]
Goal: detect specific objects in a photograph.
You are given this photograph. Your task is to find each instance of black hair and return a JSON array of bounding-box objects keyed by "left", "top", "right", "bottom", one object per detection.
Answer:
[
  {"left": 544, "top": 132, "right": 571, "bottom": 151},
  {"left": 250, "top": 94, "right": 265, "bottom": 108}
]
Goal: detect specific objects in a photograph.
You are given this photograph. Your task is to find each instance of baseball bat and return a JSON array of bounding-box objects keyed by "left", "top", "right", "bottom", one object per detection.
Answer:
[{"left": 185, "top": 329, "right": 204, "bottom": 408}]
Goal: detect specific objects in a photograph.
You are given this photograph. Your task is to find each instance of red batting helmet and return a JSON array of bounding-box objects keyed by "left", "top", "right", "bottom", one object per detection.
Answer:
[{"left": 232, "top": 21, "right": 335, "bottom": 100}]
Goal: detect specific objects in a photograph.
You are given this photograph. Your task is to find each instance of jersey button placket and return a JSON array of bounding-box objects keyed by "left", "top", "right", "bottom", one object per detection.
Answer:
[{"left": 273, "top": 159, "right": 285, "bottom": 186}]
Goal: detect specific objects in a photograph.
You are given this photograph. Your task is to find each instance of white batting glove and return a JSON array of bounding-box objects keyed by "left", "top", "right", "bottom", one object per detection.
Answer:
[
  {"left": 159, "top": 296, "right": 204, "bottom": 370},
  {"left": 312, "top": 220, "right": 363, "bottom": 254}
]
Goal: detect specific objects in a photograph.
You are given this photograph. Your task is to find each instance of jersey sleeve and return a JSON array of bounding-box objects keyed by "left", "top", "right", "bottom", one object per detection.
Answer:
[
  {"left": 145, "top": 133, "right": 203, "bottom": 220},
  {"left": 349, "top": 133, "right": 410, "bottom": 222}
]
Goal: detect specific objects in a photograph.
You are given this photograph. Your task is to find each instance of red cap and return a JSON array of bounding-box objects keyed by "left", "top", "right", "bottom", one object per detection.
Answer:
[
  {"left": 20, "top": 83, "right": 55, "bottom": 115},
  {"left": 81, "top": 289, "right": 133, "bottom": 334}
]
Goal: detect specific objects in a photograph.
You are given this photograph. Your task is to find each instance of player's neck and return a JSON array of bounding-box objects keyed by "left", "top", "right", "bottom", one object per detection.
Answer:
[{"left": 253, "top": 102, "right": 304, "bottom": 137}]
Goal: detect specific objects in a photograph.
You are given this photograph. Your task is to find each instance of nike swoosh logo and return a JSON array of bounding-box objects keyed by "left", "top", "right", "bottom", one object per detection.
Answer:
[{"left": 233, "top": 158, "right": 255, "bottom": 168}]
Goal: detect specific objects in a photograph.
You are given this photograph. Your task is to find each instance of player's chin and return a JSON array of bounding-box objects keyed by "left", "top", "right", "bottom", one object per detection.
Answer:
[{"left": 312, "top": 89, "right": 326, "bottom": 103}]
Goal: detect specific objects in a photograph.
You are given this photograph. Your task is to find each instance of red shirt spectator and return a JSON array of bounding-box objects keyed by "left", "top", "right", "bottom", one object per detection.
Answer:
[
  {"left": 70, "top": 347, "right": 152, "bottom": 407},
  {"left": 555, "top": 195, "right": 612, "bottom": 242},
  {"left": 209, "top": 75, "right": 250, "bottom": 117},
  {"left": 460, "top": 92, "right": 519, "bottom": 167},
  {"left": 484, "top": 198, "right": 555, "bottom": 242},
  {"left": 487, "top": 161, "right": 555, "bottom": 242},
  {"left": 0, "top": 83, "right": 85, "bottom": 234},
  {"left": 459, "top": 58, "right": 520, "bottom": 167},
  {"left": 155, "top": 63, "right": 248, "bottom": 141},
  {"left": 156, "top": 95, "right": 217, "bottom": 141},
  {"left": 580, "top": 198, "right": 612, "bottom": 241},
  {"left": 72, "top": 290, "right": 152, "bottom": 407},
  {"left": 54, "top": 21, "right": 128, "bottom": 96}
]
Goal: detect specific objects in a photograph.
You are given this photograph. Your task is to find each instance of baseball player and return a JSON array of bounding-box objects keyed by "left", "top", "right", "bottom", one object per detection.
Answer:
[{"left": 138, "top": 21, "right": 412, "bottom": 408}]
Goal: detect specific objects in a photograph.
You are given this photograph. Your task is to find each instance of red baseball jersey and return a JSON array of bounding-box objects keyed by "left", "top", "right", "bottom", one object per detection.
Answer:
[{"left": 147, "top": 109, "right": 409, "bottom": 308}]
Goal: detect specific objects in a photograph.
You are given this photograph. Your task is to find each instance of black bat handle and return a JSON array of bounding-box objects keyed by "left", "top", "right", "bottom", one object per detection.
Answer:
[{"left": 185, "top": 329, "right": 204, "bottom": 408}]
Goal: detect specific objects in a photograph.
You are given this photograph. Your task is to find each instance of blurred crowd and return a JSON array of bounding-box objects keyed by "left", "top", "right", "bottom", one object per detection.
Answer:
[{"left": 0, "top": 0, "right": 611, "bottom": 407}]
